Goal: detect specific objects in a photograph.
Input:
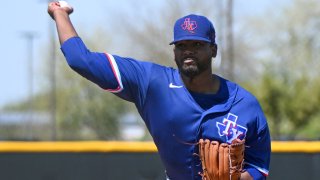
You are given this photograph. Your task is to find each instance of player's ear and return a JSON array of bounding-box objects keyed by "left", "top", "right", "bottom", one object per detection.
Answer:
[{"left": 211, "top": 44, "right": 218, "bottom": 58}]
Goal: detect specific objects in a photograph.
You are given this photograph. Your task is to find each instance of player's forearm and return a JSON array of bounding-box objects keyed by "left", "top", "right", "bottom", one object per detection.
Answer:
[
  {"left": 52, "top": 9, "right": 78, "bottom": 45},
  {"left": 240, "top": 171, "right": 254, "bottom": 180}
]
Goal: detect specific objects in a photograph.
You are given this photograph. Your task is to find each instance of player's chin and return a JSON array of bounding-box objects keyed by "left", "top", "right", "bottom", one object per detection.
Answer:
[{"left": 180, "top": 66, "right": 200, "bottom": 78}]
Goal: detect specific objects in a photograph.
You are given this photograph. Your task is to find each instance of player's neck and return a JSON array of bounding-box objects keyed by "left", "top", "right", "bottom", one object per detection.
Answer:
[{"left": 182, "top": 73, "right": 220, "bottom": 94}]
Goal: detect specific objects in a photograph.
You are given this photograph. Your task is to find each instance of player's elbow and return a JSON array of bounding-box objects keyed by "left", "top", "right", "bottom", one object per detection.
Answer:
[
  {"left": 65, "top": 55, "right": 95, "bottom": 82},
  {"left": 65, "top": 53, "right": 90, "bottom": 70}
]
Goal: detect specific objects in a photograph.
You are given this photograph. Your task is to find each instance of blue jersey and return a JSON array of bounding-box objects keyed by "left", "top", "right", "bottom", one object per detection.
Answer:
[{"left": 61, "top": 37, "right": 271, "bottom": 180}]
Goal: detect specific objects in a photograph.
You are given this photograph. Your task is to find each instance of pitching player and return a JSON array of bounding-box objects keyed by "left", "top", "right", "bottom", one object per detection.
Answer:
[{"left": 48, "top": 1, "right": 270, "bottom": 180}]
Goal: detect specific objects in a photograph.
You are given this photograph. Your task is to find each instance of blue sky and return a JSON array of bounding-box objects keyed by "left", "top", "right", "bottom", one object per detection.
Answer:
[{"left": 0, "top": 0, "right": 289, "bottom": 108}]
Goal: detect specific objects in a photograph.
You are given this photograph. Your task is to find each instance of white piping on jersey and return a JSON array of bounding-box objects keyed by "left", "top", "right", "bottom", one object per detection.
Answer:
[
  {"left": 244, "top": 162, "right": 269, "bottom": 176},
  {"left": 104, "top": 53, "right": 123, "bottom": 93}
]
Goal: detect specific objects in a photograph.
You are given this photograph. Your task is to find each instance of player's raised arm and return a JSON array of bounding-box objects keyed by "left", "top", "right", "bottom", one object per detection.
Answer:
[
  {"left": 46, "top": 1, "right": 129, "bottom": 96},
  {"left": 48, "top": 1, "right": 78, "bottom": 44}
]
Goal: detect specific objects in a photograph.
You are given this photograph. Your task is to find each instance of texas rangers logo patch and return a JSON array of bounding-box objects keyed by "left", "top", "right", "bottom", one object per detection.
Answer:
[
  {"left": 181, "top": 18, "right": 197, "bottom": 33},
  {"left": 216, "top": 113, "right": 247, "bottom": 143}
]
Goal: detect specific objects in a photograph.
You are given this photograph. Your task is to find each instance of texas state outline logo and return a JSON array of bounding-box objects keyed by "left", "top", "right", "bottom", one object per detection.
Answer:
[{"left": 216, "top": 113, "right": 247, "bottom": 143}]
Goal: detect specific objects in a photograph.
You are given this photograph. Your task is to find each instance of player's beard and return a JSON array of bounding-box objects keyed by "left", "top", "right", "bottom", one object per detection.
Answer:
[{"left": 175, "top": 58, "right": 210, "bottom": 78}]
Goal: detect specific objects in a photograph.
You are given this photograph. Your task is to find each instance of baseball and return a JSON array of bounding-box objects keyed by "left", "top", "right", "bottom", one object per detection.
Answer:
[{"left": 58, "top": 1, "right": 73, "bottom": 10}]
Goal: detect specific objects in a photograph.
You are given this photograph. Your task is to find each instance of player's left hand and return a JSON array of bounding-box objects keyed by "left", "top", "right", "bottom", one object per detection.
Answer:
[{"left": 198, "top": 138, "right": 245, "bottom": 180}]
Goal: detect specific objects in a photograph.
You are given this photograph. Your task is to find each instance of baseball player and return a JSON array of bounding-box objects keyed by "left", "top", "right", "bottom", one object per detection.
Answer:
[{"left": 48, "top": 1, "right": 270, "bottom": 180}]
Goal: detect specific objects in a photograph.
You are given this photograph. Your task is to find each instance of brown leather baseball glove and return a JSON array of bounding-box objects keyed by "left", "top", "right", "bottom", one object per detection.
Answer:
[{"left": 198, "top": 139, "right": 245, "bottom": 180}]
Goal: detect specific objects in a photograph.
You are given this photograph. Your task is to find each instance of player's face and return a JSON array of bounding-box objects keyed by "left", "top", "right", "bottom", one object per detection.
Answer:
[{"left": 174, "top": 40, "right": 217, "bottom": 78}]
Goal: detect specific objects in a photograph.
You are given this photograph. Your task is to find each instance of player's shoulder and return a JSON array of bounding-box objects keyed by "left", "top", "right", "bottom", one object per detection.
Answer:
[
  {"left": 228, "top": 80, "right": 268, "bottom": 130},
  {"left": 140, "top": 61, "right": 178, "bottom": 77},
  {"left": 237, "top": 85, "right": 258, "bottom": 101},
  {"left": 113, "top": 55, "right": 173, "bottom": 69},
  {"left": 113, "top": 55, "right": 179, "bottom": 81},
  {"left": 223, "top": 78, "right": 260, "bottom": 106}
]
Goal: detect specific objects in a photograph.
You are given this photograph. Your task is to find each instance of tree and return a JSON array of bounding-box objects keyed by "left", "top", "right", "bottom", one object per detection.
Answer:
[{"left": 246, "top": 0, "right": 320, "bottom": 140}]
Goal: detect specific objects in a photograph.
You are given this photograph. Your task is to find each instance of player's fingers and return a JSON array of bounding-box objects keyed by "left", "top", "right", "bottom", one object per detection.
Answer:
[
  {"left": 48, "top": 2, "right": 58, "bottom": 19},
  {"left": 48, "top": 1, "right": 73, "bottom": 13}
]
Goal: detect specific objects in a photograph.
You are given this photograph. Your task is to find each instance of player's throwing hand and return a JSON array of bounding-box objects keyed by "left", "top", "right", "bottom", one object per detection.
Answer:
[{"left": 48, "top": 1, "right": 73, "bottom": 20}]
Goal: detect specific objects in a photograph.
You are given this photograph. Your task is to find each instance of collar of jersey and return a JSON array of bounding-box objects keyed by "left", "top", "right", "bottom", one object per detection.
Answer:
[{"left": 201, "top": 77, "right": 238, "bottom": 114}]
